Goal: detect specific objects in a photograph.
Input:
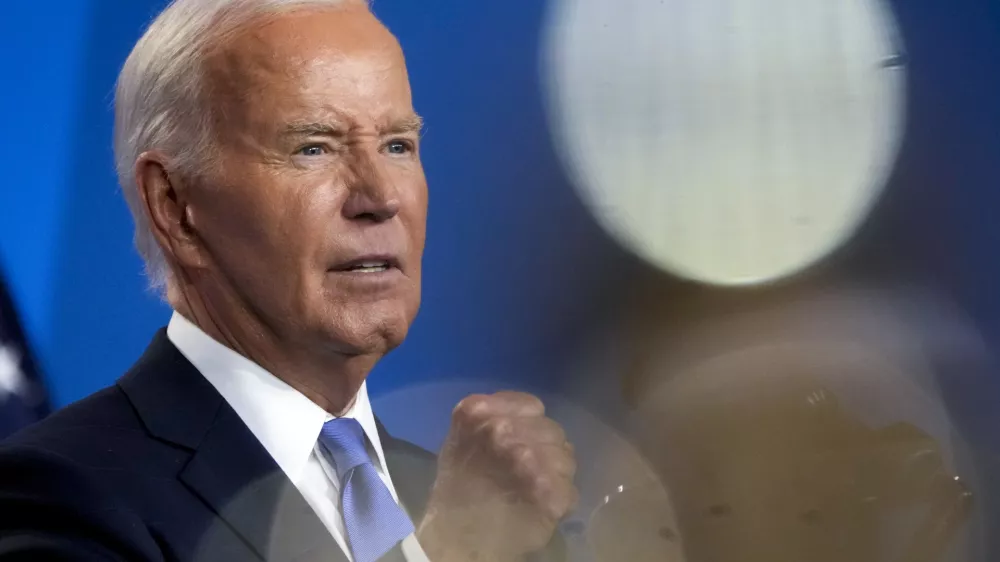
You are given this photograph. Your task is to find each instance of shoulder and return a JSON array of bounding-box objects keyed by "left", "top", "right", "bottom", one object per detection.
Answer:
[
  {"left": 1, "top": 384, "right": 137, "bottom": 494},
  {"left": 0, "top": 384, "right": 177, "bottom": 560},
  {"left": 5, "top": 384, "right": 140, "bottom": 449},
  {"left": 2, "top": 383, "right": 172, "bottom": 478},
  {"left": 1, "top": 377, "right": 195, "bottom": 496},
  {"left": 0, "top": 384, "right": 144, "bottom": 502},
  {"left": 0, "top": 438, "right": 163, "bottom": 560}
]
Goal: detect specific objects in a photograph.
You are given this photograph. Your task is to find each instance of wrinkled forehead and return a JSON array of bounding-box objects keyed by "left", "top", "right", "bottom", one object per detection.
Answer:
[{"left": 202, "top": 6, "right": 412, "bottom": 138}]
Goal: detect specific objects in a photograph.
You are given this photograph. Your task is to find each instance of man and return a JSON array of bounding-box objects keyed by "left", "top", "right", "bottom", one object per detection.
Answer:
[{"left": 0, "top": 1, "right": 577, "bottom": 561}]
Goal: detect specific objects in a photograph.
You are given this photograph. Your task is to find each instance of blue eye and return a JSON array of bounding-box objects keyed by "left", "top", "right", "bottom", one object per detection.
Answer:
[
  {"left": 297, "top": 144, "right": 326, "bottom": 156},
  {"left": 386, "top": 140, "right": 412, "bottom": 155}
]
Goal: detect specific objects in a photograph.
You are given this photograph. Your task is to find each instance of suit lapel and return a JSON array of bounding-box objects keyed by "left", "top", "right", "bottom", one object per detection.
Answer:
[
  {"left": 119, "top": 330, "right": 343, "bottom": 562},
  {"left": 179, "top": 404, "right": 344, "bottom": 562},
  {"left": 375, "top": 418, "right": 437, "bottom": 523}
]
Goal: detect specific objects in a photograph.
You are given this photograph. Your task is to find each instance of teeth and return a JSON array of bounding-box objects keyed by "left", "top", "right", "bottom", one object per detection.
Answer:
[{"left": 350, "top": 262, "right": 388, "bottom": 273}]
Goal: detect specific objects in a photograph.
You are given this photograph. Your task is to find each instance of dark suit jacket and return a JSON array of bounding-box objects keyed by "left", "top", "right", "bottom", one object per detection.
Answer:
[{"left": 0, "top": 330, "right": 439, "bottom": 561}]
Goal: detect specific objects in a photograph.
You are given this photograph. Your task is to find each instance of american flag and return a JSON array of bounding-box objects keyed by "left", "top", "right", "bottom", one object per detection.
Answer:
[{"left": 0, "top": 272, "right": 49, "bottom": 439}]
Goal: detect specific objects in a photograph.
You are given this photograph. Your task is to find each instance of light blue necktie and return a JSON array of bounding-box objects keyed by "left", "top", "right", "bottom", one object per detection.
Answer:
[{"left": 319, "top": 418, "right": 414, "bottom": 562}]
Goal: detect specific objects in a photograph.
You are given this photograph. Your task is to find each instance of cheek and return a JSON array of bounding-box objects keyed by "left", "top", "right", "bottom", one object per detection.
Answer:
[
  {"left": 400, "top": 174, "right": 429, "bottom": 246},
  {"left": 201, "top": 176, "right": 330, "bottom": 279},
  {"left": 282, "top": 186, "right": 344, "bottom": 281}
]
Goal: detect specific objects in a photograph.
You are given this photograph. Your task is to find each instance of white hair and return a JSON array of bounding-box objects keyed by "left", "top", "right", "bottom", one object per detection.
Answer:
[{"left": 114, "top": 0, "right": 362, "bottom": 292}]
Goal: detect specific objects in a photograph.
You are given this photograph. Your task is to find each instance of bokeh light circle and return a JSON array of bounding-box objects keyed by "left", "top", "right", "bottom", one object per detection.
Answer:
[{"left": 542, "top": 0, "right": 907, "bottom": 285}]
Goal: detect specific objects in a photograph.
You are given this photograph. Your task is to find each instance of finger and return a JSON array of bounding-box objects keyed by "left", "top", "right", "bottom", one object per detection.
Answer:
[
  {"left": 529, "top": 474, "right": 579, "bottom": 522},
  {"left": 507, "top": 417, "right": 568, "bottom": 446},
  {"left": 452, "top": 392, "right": 545, "bottom": 425},
  {"left": 507, "top": 443, "right": 577, "bottom": 483},
  {"left": 491, "top": 391, "right": 545, "bottom": 417},
  {"left": 522, "top": 443, "right": 576, "bottom": 479},
  {"left": 486, "top": 418, "right": 570, "bottom": 459}
]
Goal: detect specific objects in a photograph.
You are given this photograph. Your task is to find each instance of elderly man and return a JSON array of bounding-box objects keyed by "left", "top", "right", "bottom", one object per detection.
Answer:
[{"left": 0, "top": 1, "right": 576, "bottom": 561}]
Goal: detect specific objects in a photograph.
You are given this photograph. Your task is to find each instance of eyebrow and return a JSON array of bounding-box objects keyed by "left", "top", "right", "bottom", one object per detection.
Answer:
[
  {"left": 282, "top": 121, "right": 348, "bottom": 138},
  {"left": 382, "top": 114, "right": 424, "bottom": 135},
  {"left": 280, "top": 114, "right": 424, "bottom": 139}
]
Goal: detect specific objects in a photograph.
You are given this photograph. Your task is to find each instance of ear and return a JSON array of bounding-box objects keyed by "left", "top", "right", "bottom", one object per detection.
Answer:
[{"left": 135, "top": 151, "right": 211, "bottom": 271}]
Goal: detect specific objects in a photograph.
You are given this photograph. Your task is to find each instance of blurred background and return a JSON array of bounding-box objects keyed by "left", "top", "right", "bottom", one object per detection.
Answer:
[{"left": 2, "top": 0, "right": 1000, "bottom": 560}]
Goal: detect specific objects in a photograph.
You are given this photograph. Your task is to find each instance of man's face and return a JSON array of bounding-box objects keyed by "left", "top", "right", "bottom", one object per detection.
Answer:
[{"left": 189, "top": 6, "right": 426, "bottom": 357}]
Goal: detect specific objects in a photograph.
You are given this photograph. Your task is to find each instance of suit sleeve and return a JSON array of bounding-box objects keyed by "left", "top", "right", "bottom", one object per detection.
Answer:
[{"left": 0, "top": 445, "right": 162, "bottom": 561}]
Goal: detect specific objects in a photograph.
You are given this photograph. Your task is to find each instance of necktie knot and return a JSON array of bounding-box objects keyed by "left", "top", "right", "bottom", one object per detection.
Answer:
[{"left": 319, "top": 417, "right": 371, "bottom": 481}]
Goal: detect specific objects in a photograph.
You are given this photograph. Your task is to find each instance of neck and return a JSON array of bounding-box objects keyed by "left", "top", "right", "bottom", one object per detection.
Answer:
[{"left": 168, "top": 278, "right": 376, "bottom": 415}]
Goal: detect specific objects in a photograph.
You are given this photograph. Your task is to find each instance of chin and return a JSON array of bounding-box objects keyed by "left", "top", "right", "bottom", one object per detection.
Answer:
[{"left": 323, "top": 301, "right": 417, "bottom": 356}]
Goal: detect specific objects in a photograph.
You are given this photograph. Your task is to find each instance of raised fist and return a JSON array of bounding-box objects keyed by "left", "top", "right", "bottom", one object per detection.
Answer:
[{"left": 417, "top": 392, "right": 577, "bottom": 561}]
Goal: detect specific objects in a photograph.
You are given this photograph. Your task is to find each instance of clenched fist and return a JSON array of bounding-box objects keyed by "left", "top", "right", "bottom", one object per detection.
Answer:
[{"left": 417, "top": 392, "right": 577, "bottom": 561}]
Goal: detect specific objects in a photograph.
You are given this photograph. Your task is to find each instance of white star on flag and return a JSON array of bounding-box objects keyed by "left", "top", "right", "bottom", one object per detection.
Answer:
[{"left": 0, "top": 344, "right": 26, "bottom": 400}]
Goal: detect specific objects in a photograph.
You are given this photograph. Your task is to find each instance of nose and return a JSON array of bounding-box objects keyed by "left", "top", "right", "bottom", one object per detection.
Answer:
[{"left": 342, "top": 151, "right": 400, "bottom": 222}]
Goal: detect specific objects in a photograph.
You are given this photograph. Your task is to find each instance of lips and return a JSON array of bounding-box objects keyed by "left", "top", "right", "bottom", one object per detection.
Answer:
[{"left": 331, "top": 254, "right": 401, "bottom": 274}]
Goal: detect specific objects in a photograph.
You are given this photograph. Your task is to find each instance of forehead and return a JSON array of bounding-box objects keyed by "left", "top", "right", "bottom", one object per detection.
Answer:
[{"left": 205, "top": 7, "right": 412, "bottom": 129}]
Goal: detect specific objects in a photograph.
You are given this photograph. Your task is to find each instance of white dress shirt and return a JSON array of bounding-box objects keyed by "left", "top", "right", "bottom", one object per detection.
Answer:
[{"left": 167, "top": 312, "right": 429, "bottom": 562}]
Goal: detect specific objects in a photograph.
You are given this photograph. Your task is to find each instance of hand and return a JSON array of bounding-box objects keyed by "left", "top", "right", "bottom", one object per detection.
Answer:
[{"left": 417, "top": 392, "right": 577, "bottom": 562}]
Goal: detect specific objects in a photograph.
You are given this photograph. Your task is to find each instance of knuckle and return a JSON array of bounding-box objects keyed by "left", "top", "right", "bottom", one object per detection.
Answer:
[
  {"left": 530, "top": 473, "right": 553, "bottom": 499},
  {"left": 453, "top": 394, "right": 490, "bottom": 423},
  {"left": 498, "top": 391, "right": 544, "bottom": 415},
  {"left": 511, "top": 444, "right": 536, "bottom": 471},
  {"left": 522, "top": 393, "right": 545, "bottom": 414},
  {"left": 545, "top": 481, "right": 577, "bottom": 516},
  {"left": 566, "top": 456, "right": 578, "bottom": 478},
  {"left": 486, "top": 416, "right": 514, "bottom": 445},
  {"left": 554, "top": 450, "right": 577, "bottom": 477},
  {"left": 552, "top": 422, "right": 567, "bottom": 442},
  {"left": 536, "top": 417, "right": 565, "bottom": 442},
  {"left": 564, "top": 440, "right": 575, "bottom": 456}
]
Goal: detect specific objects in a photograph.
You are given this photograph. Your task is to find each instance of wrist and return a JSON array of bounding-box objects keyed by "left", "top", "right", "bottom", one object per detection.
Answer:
[{"left": 416, "top": 508, "right": 518, "bottom": 562}]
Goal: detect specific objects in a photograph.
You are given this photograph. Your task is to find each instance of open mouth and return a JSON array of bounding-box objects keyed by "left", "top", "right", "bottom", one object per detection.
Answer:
[
  {"left": 346, "top": 261, "right": 390, "bottom": 273},
  {"left": 333, "top": 255, "right": 400, "bottom": 274}
]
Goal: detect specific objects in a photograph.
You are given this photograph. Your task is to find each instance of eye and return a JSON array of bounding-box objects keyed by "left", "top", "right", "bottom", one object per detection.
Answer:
[
  {"left": 296, "top": 144, "right": 327, "bottom": 157},
  {"left": 385, "top": 139, "right": 414, "bottom": 155}
]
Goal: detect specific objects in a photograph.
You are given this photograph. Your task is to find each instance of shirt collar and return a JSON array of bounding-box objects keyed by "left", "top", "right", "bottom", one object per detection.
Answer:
[{"left": 166, "top": 311, "right": 389, "bottom": 484}]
